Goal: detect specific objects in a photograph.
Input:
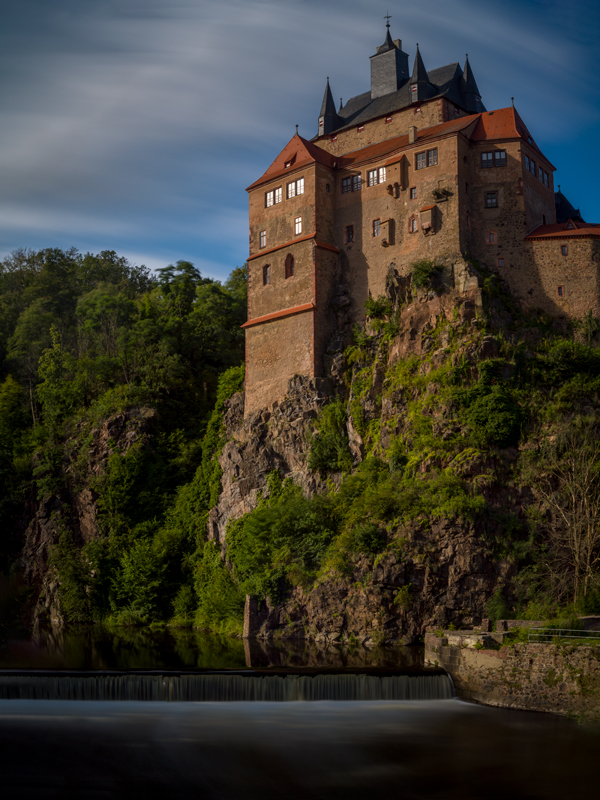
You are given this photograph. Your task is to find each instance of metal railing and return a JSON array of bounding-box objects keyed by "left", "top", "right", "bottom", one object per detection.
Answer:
[{"left": 528, "top": 627, "right": 600, "bottom": 643}]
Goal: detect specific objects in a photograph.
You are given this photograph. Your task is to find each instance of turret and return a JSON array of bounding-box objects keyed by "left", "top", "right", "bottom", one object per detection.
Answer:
[
  {"left": 318, "top": 77, "right": 341, "bottom": 136},
  {"left": 369, "top": 23, "right": 410, "bottom": 99},
  {"left": 461, "top": 55, "right": 484, "bottom": 113},
  {"left": 408, "top": 44, "right": 436, "bottom": 103}
]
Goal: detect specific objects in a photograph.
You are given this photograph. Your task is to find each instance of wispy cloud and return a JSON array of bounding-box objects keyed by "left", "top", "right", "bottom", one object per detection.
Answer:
[{"left": 0, "top": 0, "right": 597, "bottom": 267}]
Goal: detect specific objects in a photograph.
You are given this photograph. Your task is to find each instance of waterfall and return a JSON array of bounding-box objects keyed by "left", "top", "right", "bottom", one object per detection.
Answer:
[{"left": 0, "top": 672, "right": 453, "bottom": 701}]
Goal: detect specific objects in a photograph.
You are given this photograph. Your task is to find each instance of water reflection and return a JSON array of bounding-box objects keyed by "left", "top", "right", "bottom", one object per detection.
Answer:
[{"left": 0, "top": 625, "right": 424, "bottom": 671}]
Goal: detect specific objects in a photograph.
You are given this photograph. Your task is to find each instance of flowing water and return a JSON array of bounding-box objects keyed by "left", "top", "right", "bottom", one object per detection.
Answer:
[{"left": 0, "top": 627, "right": 598, "bottom": 798}]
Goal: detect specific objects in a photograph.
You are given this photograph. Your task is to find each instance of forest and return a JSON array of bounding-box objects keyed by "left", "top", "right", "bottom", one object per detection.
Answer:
[{"left": 2, "top": 247, "right": 600, "bottom": 639}]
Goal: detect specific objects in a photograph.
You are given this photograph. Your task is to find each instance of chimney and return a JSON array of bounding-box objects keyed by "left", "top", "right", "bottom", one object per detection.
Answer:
[{"left": 408, "top": 126, "right": 417, "bottom": 144}]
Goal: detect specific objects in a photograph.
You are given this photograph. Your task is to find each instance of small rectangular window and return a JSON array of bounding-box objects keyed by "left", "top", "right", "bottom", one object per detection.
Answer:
[
  {"left": 378, "top": 167, "right": 386, "bottom": 183},
  {"left": 498, "top": 257, "right": 505, "bottom": 267},
  {"left": 539, "top": 166, "right": 543, "bottom": 181},
  {"left": 487, "top": 232, "right": 495, "bottom": 244},
  {"left": 409, "top": 217, "right": 418, "bottom": 233},
  {"left": 543, "top": 171, "right": 549, "bottom": 187},
  {"left": 481, "top": 152, "right": 494, "bottom": 168},
  {"left": 416, "top": 152, "right": 426, "bottom": 170},
  {"left": 342, "top": 177, "right": 351, "bottom": 194},
  {"left": 385, "top": 115, "right": 392, "bottom": 124},
  {"left": 561, "top": 245, "right": 568, "bottom": 256},
  {"left": 372, "top": 219, "right": 381, "bottom": 237},
  {"left": 525, "top": 155, "right": 530, "bottom": 172},
  {"left": 357, "top": 125, "right": 364, "bottom": 132},
  {"left": 367, "top": 169, "right": 378, "bottom": 186},
  {"left": 530, "top": 159, "right": 536, "bottom": 176},
  {"left": 287, "top": 182, "right": 296, "bottom": 199},
  {"left": 352, "top": 174, "right": 361, "bottom": 191},
  {"left": 494, "top": 150, "right": 507, "bottom": 167},
  {"left": 485, "top": 192, "right": 498, "bottom": 208},
  {"left": 274, "top": 187, "right": 282, "bottom": 204},
  {"left": 345, "top": 224, "right": 354, "bottom": 244},
  {"left": 416, "top": 149, "right": 437, "bottom": 169},
  {"left": 263, "top": 264, "right": 270, "bottom": 286},
  {"left": 259, "top": 230, "right": 266, "bottom": 249},
  {"left": 294, "top": 216, "right": 302, "bottom": 235},
  {"left": 427, "top": 148, "right": 437, "bottom": 167},
  {"left": 297, "top": 177, "right": 304, "bottom": 195},
  {"left": 557, "top": 285, "right": 564, "bottom": 297},
  {"left": 409, "top": 187, "right": 417, "bottom": 200},
  {"left": 265, "top": 191, "right": 274, "bottom": 207}
]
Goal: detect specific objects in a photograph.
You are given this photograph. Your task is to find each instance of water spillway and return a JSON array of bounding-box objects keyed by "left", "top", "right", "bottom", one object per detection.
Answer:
[{"left": 0, "top": 670, "right": 453, "bottom": 701}]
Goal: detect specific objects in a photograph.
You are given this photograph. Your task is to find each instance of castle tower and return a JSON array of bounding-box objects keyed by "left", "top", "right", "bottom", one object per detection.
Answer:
[{"left": 369, "top": 22, "right": 410, "bottom": 99}]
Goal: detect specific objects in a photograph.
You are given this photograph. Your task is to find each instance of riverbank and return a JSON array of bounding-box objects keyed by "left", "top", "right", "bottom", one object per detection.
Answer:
[{"left": 425, "top": 631, "right": 600, "bottom": 719}]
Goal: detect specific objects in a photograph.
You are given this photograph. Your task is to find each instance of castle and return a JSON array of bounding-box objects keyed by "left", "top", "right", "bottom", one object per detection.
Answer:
[{"left": 243, "top": 24, "right": 600, "bottom": 415}]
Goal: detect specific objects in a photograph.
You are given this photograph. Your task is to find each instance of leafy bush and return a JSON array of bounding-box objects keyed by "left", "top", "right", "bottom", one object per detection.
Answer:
[
  {"left": 194, "top": 541, "right": 245, "bottom": 635},
  {"left": 364, "top": 295, "right": 391, "bottom": 320},
  {"left": 308, "top": 397, "right": 352, "bottom": 475},
  {"left": 466, "top": 389, "right": 522, "bottom": 448},
  {"left": 412, "top": 259, "right": 443, "bottom": 290}
]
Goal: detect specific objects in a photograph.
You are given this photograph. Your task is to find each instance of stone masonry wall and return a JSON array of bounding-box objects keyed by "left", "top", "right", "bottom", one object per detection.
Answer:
[
  {"left": 316, "top": 98, "right": 462, "bottom": 158},
  {"left": 425, "top": 633, "right": 600, "bottom": 718}
]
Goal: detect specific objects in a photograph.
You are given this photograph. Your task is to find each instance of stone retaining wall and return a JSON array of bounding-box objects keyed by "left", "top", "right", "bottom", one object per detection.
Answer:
[{"left": 425, "top": 632, "right": 600, "bottom": 718}]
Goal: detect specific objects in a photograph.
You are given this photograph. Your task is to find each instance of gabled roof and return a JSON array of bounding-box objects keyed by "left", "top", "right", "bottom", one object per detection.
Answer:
[
  {"left": 246, "top": 134, "right": 335, "bottom": 192},
  {"left": 525, "top": 219, "right": 600, "bottom": 240}
]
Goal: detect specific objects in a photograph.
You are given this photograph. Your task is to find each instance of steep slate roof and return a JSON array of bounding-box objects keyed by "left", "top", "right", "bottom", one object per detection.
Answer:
[
  {"left": 246, "top": 134, "right": 335, "bottom": 192},
  {"left": 313, "top": 60, "right": 486, "bottom": 139},
  {"left": 555, "top": 189, "right": 584, "bottom": 224},
  {"left": 525, "top": 220, "right": 600, "bottom": 240}
]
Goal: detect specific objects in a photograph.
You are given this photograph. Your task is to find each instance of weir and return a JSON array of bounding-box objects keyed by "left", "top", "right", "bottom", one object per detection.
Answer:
[{"left": 0, "top": 670, "right": 454, "bottom": 701}]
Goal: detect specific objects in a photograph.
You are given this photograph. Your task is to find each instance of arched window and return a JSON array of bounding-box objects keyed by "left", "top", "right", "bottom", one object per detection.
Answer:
[
  {"left": 263, "top": 264, "right": 271, "bottom": 285},
  {"left": 285, "top": 254, "right": 294, "bottom": 279}
]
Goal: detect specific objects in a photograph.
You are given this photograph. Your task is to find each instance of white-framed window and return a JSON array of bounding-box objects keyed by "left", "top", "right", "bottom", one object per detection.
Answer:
[
  {"left": 409, "top": 216, "right": 418, "bottom": 233},
  {"left": 259, "top": 230, "right": 266, "bottom": 249},
  {"left": 485, "top": 192, "right": 498, "bottom": 208},
  {"left": 367, "top": 167, "right": 386, "bottom": 186},
  {"left": 372, "top": 219, "right": 381, "bottom": 237},
  {"left": 286, "top": 178, "right": 303, "bottom": 199},
  {"left": 409, "top": 187, "right": 417, "bottom": 200},
  {"left": 415, "top": 149, "right": 437, "bottom": 170},
  {"left": 265, "top": 187, "right": 282, "bottom": 207},
  {"left": 352, "top": 174, "right": 361, "bottom": 191},
  {"left": 481, "top": 150, "right": 507, "bottom": 168},
  {"left": 294, "top": 217, "right": 302, "bottom": 235}
]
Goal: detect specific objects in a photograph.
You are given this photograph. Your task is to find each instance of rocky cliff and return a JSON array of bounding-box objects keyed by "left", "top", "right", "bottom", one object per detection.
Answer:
[{"left": 210, "top": 261, "right": 525, "bottom": 644}]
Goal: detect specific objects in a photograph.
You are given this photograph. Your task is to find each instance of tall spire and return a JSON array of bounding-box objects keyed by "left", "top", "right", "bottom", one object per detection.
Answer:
[
  {"left": 461, "top": 55, "right": 484, "bottom": 113},
  {"left": 318, "top": 77, "right": 340, "bottom": 136},
  {"left": 409, "top": 44, "right": 435, "bottom": 103},
  {"left": 411, "top": 44, "right": 428, "bottom": 84}
]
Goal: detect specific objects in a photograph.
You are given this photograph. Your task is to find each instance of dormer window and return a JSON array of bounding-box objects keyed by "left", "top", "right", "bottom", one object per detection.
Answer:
[{"left": 285, "top": 161, "right": 291, "bottom": 169}]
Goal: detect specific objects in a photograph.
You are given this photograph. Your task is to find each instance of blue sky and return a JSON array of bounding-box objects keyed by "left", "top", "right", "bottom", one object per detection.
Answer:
[{"left": 0, "top": 0, "right": 598, "bottom": 281}]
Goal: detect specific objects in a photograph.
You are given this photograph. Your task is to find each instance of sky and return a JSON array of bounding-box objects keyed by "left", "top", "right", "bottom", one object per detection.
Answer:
[{"left": 0, "top": 0, "right": 598, "bottom": 282}]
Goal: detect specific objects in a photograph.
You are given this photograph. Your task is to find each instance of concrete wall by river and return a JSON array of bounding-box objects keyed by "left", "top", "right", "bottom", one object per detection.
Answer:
[{"left": 425, "top": 632, "right": 600, "bottom": 718}]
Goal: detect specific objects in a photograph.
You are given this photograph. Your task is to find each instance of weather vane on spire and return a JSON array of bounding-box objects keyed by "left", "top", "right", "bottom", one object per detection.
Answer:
[{"left": 384, "top": 10, "right": 392, "bottom": 28}]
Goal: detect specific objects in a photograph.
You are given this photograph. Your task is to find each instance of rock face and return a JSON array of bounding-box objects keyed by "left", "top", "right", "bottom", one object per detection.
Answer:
[
  {"left": 243, "top": 519, "right": 512, "bottom": 646},
  {"left": 20, "top": 406, "right": 158, "bottom": 631},
  {"left": 214, "top": 264, "right": 517, "bottom": 644},
  {"left": 207, "top": 376, "right": 336, "bottom": 549}
]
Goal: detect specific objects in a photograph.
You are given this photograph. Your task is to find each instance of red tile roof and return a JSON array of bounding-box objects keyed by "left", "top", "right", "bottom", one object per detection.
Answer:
[
  {"left": 525, "top": 219, "right": 600, "bottom": 240},
  {"left": 248, "top": 107, "right": 555, "bottom": 190},
  {"left": 246, "top": 134, "right": 335, "bottom": 191}
]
